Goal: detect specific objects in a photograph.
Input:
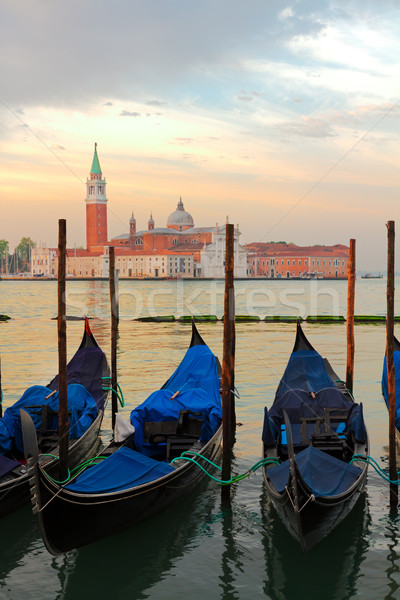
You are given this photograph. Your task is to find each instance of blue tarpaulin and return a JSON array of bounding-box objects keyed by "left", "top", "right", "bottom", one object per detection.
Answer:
[
  {"left": 49, "top": 346, "right": 107, "bottom": 410},
  {"left": 267, "top": 446, "right": 362, "bottom": 497},
  {"left": 130, "top": 345, "right": 222, "bottom": 450},
  {"left": 382, "top": 352, "right": 400, "bottom": 431},
  {"left": 275, "top": 349, "right": 337, "bottom": 401},
  {"left": 66, "top": 446, "right": 175, "bottom": 493},
  {"left": 0, "top": 384, "right": 98, "bottom": 455}
]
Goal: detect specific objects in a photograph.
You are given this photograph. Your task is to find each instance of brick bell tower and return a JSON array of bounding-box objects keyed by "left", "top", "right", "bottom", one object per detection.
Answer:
[{"left": 86, "top": 143, "right": 108, "bottom": 250}]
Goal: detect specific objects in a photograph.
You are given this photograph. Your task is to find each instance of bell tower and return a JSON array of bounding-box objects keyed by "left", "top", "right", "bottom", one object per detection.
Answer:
[{"left": 86, "top": 143, "right": 108, "bottom": 250}]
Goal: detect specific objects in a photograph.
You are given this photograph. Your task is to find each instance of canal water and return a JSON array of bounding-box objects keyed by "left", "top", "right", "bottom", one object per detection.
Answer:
[{"left": 0, "top": 278, "right": 399, "bottom": 600}]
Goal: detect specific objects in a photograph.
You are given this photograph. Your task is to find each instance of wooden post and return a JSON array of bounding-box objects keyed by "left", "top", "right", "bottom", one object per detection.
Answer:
[
  {"left": 109, "top": 247, "right": 118, "bottom": 430},
  {"left": 57, "top": 219, "right": 69, "bottom": 481},
  {"left": 346, "top": 239, "right": 356, "bottom": 393},
  {"left": 386, "top": 220, "right": 398, "bottom": 512},
  {"left": 221, "top": 223, "right": 235, "bottom": 502}
]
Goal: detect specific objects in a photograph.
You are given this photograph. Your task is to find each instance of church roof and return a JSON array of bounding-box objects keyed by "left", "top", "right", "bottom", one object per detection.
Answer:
[
  {"left": 167, "top": 197, "right": 194, "bottom": 228},
  {"left": 91, "top": 143, "right": 102, "bottom": 175}
]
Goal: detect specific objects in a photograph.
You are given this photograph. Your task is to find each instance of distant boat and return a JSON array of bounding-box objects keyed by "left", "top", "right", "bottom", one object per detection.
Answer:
[{"left": 361, "top": 273, "right": 383, "bottom": 279}]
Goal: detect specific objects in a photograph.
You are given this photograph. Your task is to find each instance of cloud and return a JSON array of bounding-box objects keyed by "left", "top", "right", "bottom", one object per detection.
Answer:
[
  {"left": 169, "top": 138, "right": 194, "bottom": 145},
  {"left": 104, "top": 101, "right": 113, "bottom": 106},
  {"left": 146, "top": 100, "right": 167, "bottom": 107},
  {"left": 119, "top": 110, "right": 141, "bottom": 117},
  {"left": 275, "top": 116, "right": 336, "bottom": 139}
]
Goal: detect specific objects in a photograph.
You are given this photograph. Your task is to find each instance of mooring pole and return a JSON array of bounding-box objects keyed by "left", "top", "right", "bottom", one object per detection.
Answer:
[
  {"left": 221, "top": 223, "right": 235, "bottom": 502},
  {"left": 346, "top": 239, "right": 356, "bottom": 393},
  {"left": 58, "top": 219, "right": 69, "bottom": 481},
  {"left": 386, "top": 220, "right": 398, "bottom": 512},
  {"left": 109, "top": 246, "right": 118, "bottom": 430}
]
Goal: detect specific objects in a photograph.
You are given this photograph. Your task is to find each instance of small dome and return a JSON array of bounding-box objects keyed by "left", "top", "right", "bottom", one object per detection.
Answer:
[
  {"left": 167, "top": 197, "right": 194, "bottom": 229},
  {"left": 130, "top": 212, "right": 136, "bottom": 223}
]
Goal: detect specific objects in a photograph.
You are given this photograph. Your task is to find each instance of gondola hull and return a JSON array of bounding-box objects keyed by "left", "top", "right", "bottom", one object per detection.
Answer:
[
  {"left": 0, "top": 409, "right": 103, "bottom": 517},
  {"left": 263, "top": 457, "right": 367, "bottom": 553},
  {"left": 0, "top": 320, "right": 109, "bottom": 518},
  {"left": 31, "top": 427, "right": 222, "bottom": 554},
  {"left": 262, "top": 322, "right": 369, "bottom": 552}
]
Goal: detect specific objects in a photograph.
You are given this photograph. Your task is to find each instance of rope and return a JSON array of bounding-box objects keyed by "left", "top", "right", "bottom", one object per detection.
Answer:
[
  {"left": 101, "top": 377, "right": 125, "bottom": 407},
  {"left": 170, "top": 451, "right": 280, "bottom": 486},
  {"left": 351, "top": 454, "right": 400, "bottom": 485},
  {"left": 42, "top": 454, "right": 108, "bottom": 485}
]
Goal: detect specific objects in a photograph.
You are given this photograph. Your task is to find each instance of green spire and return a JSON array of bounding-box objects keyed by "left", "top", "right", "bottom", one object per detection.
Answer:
[{"left": 90, "top": 142, "right": 102, "bottom": 175}]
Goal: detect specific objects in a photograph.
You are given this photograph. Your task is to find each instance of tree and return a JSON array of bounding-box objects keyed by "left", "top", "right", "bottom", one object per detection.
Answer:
[
  {"left": 15, "top": 237, "right": 36, "bottom": 272},
  {"left": 0, "top": 240, "right": 8, "bottom": 274}
]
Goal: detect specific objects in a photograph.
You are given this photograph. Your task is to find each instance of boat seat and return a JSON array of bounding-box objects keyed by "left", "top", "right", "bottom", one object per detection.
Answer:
[
  {"left": 166, "top": 436, "right": 199, "bottom": 461},
  {"left": 143, "top": 410, "right": 203, "bottom": 445},
  {"left": 24, "top": 405, "right": 72, "bottom": 447},
  {"left": 279, "top": 407, "right": 349, "bottom": 459}
]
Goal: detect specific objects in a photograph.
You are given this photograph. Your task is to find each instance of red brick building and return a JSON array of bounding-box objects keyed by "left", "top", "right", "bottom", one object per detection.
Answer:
[{"left": 247, "top": 242, "right": 349, "bottom": 278}]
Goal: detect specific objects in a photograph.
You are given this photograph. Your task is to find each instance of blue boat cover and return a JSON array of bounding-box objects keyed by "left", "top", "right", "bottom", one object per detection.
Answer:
[
  {"left": 0, "top": 384, "right": 98, "bottom": 455},
  {"left": 66, "top": 446, "right": 175, "bottom": 493},
  {"left": 269, "top": 386, "right": 354, "bottom": 427},
  {"left": 49, "top": 346, "right": 107, "bottom": 410},
  {"left": 130, "top": 345, "right": 222, "bottom": 450},
  {"left": 0, "top": 455, "right": 21, "bottom": 478},
  {"left": 267, "top": 446, "right": 362, "bottom": 497},
  {"left": 382, "top": 352, "right": 400, "bottom": 431},
  {"left": 275, "top": 349, "right": 337, "bottom": 401}
]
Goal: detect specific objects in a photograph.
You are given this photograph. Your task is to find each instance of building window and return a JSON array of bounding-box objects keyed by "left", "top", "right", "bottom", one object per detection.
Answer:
[{"left": 135, "top": 238, "right": 143, "bottom": 245}]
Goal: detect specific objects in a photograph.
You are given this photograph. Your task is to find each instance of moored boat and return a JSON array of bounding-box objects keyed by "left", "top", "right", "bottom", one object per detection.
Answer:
[
  {"left": 262, "top": 322, "right": 368, "bottom": 552},
  {"left": 382, "top": 335, "right": 400, "bottom": 446},
  {"left": 0, "top": 318, "right": 109, "bottom": 517},
  {"left": 23, "top": 322, "right": 222, "bottom": 554}
]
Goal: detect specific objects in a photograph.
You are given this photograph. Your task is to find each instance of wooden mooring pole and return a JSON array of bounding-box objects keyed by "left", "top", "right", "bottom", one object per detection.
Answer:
[
  {"left": 109, "top": 247, "right": 118, "bottom": 430},
  {"left": 58, "top": 219, "right": 69, "bottom": 481},
  {"left": 221, "top": 223, "right": 235, "bottom": 502},
  {"left": 346, "top": 239, "right": 356, "bottom": 393},
  {"left": 386, "top": 220, "right": 398, "bottom": 512}
]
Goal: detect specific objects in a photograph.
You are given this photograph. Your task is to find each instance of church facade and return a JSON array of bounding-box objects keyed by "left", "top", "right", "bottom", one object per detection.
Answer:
[{"left": 32, "top": 145, "right": 248, "bottom": 278}]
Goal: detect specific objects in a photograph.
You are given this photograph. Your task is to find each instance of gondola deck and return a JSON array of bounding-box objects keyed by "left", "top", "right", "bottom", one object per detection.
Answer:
[
  {"left": 262, "top": 322, "right": 369, "bottom": 552},
  {"left": 23, "top": 322, "right": 222, "bottom": 554},
  {"left": 0, "top": 319, "right": 109, "bottom": 517}
]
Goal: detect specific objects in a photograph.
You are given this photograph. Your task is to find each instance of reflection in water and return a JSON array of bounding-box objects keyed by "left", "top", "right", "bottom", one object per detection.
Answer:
[
  {"left": 57, "top": 481, "right": 217, "bottom": 600},
  {"left": 261, "top": 489, "right": 371, "bottom": 600},
  {"left": 1, "top": 280, "right": 400, "bottom": 598},
  {"left": 384, "top": 515, "right": 400, "bottom": 600}
]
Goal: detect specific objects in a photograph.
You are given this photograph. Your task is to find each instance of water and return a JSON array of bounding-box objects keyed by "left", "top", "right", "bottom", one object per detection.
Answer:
[{"left": 0, "top": 278, "right": 399, "bottom": 600}]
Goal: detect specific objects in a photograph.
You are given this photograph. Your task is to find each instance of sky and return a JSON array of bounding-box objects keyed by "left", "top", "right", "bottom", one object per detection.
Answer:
[{"left": 0, "top": 0, "right": 399, "bottom": 270}]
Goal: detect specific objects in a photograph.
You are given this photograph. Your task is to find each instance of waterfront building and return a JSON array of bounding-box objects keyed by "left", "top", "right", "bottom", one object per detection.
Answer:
[
  {"left": 246, "top": 242, "right": 349, "bottom": 278},
  {"left": 31, "top": 145, "right": 246, "bottom": 278},
  {"left": 31, "top": 244, "right": 57, "bottom": 277}
]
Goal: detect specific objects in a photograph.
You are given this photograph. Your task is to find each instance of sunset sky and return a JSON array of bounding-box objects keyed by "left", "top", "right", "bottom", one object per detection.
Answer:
[{"left": 1, "top": 0, "right": 399, "bottom": 270}]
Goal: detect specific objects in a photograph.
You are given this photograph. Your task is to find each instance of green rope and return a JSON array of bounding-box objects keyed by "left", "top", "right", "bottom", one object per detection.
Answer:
[
  {"left": 102, "top": 385, "right": 125, "bottom": 407},
  {"left": 42, "top": 454, "right": 108, "bottom": 485},
  {"left": 351, "top": 453, "right": 400, "bottom": 485},
  {"left": 170, "top": 451, "right": 280, "bottom": 486}
]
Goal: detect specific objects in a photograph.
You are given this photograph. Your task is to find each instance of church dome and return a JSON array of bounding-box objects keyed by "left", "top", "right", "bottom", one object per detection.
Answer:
[{"left": 167, "top": 197, "right": 194, "bottom": 231}]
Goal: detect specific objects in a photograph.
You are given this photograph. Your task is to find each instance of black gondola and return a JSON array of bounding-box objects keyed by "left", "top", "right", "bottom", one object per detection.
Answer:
[
  {"left": 0, "top": 318, "right": 109, "bottom": 517},
  {"left": 382, "top": 335, "right": 400, "bottom": 446},
  {"left": 262, "top": 321, "right": 368, "bottom": 552},
  {"left": 22, "top": 323, "right": 222, "bottom": 554}
]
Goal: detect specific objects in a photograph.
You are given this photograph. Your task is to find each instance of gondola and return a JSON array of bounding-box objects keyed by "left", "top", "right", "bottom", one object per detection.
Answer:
[
  {"left": 262, "top": 321, "right": 368, "bottom": 552},
  {"left": 0, "top": 318, "right": 109, "bottom": 517},
  {"left": 382, "top": 335, "right": 400, "bottom": 445},
  {"left": 22, "top": 322, "right": 222, "bottom": 554}
]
